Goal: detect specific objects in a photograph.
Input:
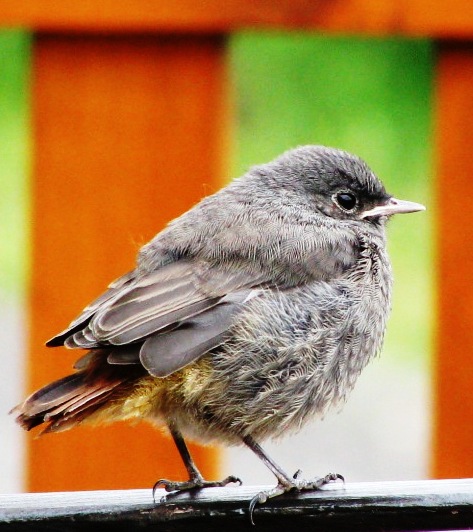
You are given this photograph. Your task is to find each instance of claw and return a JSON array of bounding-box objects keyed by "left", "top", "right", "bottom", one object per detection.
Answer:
[
  {"left": 249, "top": 490, "right": 268, "bottom": 525},
  {"left": 152, "top": 479, "right": 176, "bottom": 503},
  {"left": 249, "top": 497, "right": 257, "bottom": 526},
  {"left": 222, "top": 475, "right": 243, "bottom": 487},
  {"left": 153, "top": 479, "right": 178, "bottom": 493}
]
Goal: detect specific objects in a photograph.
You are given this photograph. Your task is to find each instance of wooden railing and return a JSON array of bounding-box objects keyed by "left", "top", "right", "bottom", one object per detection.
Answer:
[{"left": 1, "top": 478, "right": 473, "bottom": 531}]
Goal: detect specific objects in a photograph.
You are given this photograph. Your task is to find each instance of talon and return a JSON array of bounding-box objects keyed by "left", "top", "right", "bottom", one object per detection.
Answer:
[
  {"left": 323, "top": 472, "right": 345, "bottom": 484},
  {"left": 153, "top": 479, "right": 177, "bottom": 493},
  {"left": 249, "top": 491, "right": 268, "bottom": 525},
  {"left": 152, "top": 479, "right": 171, "bottom": 502},
  {"left": 226, "top": 475, "right": 242, "bottom": 486},
  {"left": 249, "top": 495, "right": 258, "bottom": 525},
  {"left": 153, "top": 479, "right": 164, "bottom": 493},
  {"left": 213, "top": 474, "right": 242, "bottom": 487}
]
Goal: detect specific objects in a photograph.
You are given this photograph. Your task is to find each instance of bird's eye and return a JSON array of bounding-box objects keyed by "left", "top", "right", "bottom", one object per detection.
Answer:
[{"left": 335, "top": 191, "right": 357, "bottom": 211}]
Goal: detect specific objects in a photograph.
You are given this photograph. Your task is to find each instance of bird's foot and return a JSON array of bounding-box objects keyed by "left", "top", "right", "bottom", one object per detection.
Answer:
[
  {"left": 249, "top": 471, "right": 343, "bottom": 525},
  {"left": 153, "top": 474, "right": 241, "bottom": 502}
]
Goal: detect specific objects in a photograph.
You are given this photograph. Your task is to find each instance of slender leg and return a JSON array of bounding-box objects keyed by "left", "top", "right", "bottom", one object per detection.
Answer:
[
  {"left": 153, "top": 423, "right": 241, "bottom": 497},
  {"left": 243, "top": 435, "right": 295, "bottom": 485},
  {"left": 169, "top": 424, "right": 205, "bottom": 483},
  {"left": 243, "top": 435, "right": 343, "bottom": 524}
]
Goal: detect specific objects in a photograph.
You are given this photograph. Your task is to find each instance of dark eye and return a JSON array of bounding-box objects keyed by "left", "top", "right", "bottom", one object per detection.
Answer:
[{"left": 335, "top": 191, "right": 357, "bottom": 211}]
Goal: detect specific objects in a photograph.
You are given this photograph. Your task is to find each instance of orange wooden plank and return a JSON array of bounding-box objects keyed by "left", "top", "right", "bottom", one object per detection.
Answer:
[
  {"left": 404, "top": 1, "right": 473, "bottom": 38},
  {"left": 1, "top": 0, "right": 473, "bottom": 38},
  {"left": 433, "top": 43, "right": 473, "bottom": 478},
  {"left": 28, "top": 34, "right": 227, "bottom": 491}
]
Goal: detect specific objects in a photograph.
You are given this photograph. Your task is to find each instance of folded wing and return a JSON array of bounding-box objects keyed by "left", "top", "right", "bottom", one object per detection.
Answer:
[{"left": 47, "top": 259, "right": 265, "bottom": 377}]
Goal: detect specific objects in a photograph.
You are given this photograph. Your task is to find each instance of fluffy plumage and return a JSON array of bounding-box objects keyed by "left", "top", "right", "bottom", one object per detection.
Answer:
[{"left": 12, "top": 145, "right": 424, "bottom": 501}]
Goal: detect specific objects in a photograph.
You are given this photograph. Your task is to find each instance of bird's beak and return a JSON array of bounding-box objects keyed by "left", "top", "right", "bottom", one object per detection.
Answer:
[{"left": 361, "top": 197, "right": 426, "bottom": 219}]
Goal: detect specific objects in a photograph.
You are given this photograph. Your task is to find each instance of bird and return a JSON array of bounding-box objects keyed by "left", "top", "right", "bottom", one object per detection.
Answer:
[{"left": 12, "top": 145, "right": 425, "bottom": 514}]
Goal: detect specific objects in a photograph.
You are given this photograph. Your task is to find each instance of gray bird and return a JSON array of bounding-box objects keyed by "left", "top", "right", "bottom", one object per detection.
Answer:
[{"left": 12, "top": 145, "right": 424, "bottom": 513}]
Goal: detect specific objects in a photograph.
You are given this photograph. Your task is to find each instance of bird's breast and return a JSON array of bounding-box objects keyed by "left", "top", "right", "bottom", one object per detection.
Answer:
[{"left": 147, "top": 230, "right": 393, "bottom": 445}]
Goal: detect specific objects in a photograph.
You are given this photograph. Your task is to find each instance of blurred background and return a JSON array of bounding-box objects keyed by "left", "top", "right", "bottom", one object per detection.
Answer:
[{"left": 0, "top": 3, "right": 469, "bottom": 493}]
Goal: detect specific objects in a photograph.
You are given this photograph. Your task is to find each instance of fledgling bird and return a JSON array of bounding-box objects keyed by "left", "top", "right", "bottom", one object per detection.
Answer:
[{"left": 12, "top": 145, "right": 424, "bottom": 510}]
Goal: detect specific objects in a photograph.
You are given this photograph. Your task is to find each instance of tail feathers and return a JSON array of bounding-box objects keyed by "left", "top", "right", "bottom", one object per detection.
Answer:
[{"left": 12, "top": 363, "right": 137, "bottom": 433}]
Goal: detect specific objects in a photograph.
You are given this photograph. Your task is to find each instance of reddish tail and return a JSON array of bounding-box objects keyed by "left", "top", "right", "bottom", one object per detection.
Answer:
[{"left": 12, "top": 351, "right": 144, "bottom": 433}]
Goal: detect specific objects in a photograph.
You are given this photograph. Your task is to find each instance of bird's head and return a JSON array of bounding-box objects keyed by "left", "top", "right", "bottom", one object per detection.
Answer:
[{"left": 269, "top": 145, "right": 425, "bottom": 224}]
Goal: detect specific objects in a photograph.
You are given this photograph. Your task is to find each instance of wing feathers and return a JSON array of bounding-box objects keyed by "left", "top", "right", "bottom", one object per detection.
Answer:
[
  {"left": 140, "top": 291, "right": 250, "bottom": 377},
  {"left": 46, "top": 270, "right": 137, "bottom": 347},
  {"left": 96, "top": 297, "right": 223, "bottom": 346},
  {"left": 97, "top": 271, "right": 195, "bottom": 327},
  {"left": 60, "top": 261, "right": 262, "bottom": 349},
  {"left": 46, "top": 258, "right": 265, "bottom": 380}
]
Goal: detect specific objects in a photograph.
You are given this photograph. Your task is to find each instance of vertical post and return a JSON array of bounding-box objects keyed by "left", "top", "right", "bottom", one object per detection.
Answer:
[
  {"left": 28, "top": 34, "right": 227, "bottom": 491},
  {"left": 433, "top": 42, "right": 473, "bottom": 478}
]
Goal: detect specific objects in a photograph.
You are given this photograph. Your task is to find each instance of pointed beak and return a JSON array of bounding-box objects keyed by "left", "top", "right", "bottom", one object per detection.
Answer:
[{"left": 361, "top": 197, "right": 426, "bottom": 219}]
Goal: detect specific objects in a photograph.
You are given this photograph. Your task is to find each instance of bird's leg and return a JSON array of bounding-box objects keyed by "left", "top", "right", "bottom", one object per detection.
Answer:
[
  {"left": 153, "top": 423, "right": 241, "bottom": 497},
  {"left": 243, "top": 435, "right": 343, "bottom": 523}
]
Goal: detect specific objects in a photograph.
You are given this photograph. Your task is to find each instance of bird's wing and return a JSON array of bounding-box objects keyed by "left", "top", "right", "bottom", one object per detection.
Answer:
[
  {"left": 48, "top": 259, "right": 265, "bottom": 377},
  {"left": 46, "top": 269, "right": 137, "bottom": 347},
  {"left": 137, "top": 289, "right": 255, "bottom": 377}
]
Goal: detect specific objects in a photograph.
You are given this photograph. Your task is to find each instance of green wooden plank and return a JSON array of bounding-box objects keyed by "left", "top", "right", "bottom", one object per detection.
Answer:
[{"left": 0, "top": 30, "right": 31, "bottom": 298}]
